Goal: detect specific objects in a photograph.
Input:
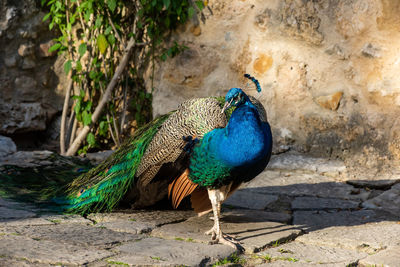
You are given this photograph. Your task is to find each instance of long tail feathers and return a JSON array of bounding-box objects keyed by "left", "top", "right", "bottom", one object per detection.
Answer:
[
  {"left": 0, "top": 113, "right": 171, "bottom": 215},
  {"left": 59, "top": 113, "right": 171, "bottom": 215}
]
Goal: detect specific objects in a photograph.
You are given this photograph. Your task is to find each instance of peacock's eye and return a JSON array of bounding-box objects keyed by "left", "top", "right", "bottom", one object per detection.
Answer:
[{"left": 234, "top": 93, "right": 242, "bottom": 104}]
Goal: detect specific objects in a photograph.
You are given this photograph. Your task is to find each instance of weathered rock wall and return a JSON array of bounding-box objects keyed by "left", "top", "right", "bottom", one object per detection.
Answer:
[
  {"left": 0, "top": 0, "right": 65, "bottom": 139},
  {"left": 150, "top": 0, "right": 400, "bottom": 170},
  {"left": 2, "top": 0, "right": 400, "bottom": 171}
]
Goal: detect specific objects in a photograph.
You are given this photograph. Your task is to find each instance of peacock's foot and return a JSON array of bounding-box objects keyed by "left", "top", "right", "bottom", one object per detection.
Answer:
[
  {"left": 208, "top": 234, "right": 240, "bottom": 249},
  {"left": 205, "top": 227, "right": 240, "bottom": 249}
]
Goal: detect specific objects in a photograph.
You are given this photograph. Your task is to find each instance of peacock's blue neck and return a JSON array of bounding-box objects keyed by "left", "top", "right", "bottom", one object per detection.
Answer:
[
  {"left": 189, "top": 95, "right": 272, "bottom": 187},
  {"left": 215, "top": 99, "right": 269, "bottom": 168}
]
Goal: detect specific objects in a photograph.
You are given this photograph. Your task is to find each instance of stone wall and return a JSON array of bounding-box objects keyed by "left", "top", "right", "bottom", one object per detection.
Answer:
[
  {"left": 2, "top": 0, "right": 400, "bottom": 171},
  {"left": 0, "top": 0, "right": 65, "bottom": 146},
  {"left": 150, "top": 0, "right": 400, "bottom": 171}
]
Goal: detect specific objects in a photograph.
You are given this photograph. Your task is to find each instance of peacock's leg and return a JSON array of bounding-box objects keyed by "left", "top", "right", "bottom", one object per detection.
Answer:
[{"left": 205, "top": 188, "right": 239, "bottom": 249}]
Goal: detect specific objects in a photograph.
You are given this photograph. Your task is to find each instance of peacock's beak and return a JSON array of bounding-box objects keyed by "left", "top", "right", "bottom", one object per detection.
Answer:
[{"left": 221, "top": 98, "right": 234, "bottom": 114}]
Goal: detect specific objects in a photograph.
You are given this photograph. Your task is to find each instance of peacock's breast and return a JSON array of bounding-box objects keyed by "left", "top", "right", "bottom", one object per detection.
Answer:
[{"left": 218, "top": 124, "right": 268, "bottom": 168}]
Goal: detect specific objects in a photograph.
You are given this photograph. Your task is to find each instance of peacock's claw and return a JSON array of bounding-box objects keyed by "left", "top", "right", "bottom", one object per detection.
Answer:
[
  {"left": 208, "top": 234, "right": 240, "bottom": 249},
  {"left": 205, "top": 227, "right": 241, "bottom": 249}
]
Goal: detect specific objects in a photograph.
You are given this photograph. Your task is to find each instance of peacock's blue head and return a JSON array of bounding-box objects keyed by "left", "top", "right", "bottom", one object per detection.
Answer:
[{"left": 222, "top": 87, "right": 249, "bottom": 113}]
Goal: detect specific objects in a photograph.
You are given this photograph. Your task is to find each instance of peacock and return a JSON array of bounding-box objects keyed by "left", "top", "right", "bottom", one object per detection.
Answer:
[{"left": 0, "top": 74, "right": 272, "bottom": 248}]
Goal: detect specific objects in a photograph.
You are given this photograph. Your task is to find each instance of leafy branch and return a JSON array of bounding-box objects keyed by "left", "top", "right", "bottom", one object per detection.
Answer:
[{"left": 42, "top": 0, "right": 205, "bottom": 155}]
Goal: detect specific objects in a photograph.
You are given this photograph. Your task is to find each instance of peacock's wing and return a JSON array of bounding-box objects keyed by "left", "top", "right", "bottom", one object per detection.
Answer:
[
  {"left": 136, "top": 98, "right": 227, "bottom": 186},
  {"left": 60, "top": 97, "right": 227, "bottom": 214}
]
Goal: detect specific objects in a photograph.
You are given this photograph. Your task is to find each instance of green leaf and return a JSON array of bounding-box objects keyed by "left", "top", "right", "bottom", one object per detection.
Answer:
[
  {"left": 99, "top": 121, "right": 108, "bottom": 136},
  {"left": 160, "top": 53, "right": 167, "bottom": 61},
  {"left": 82, "top": 110, "right": 92, "bottom": 126},
  {"left": 97, "top": 34, "right": 108, "bottom": 54},
  {"left": 76, "top": 60, "right": 82, "bottom": 72},
  {"left": 163, "top": 0, "right": 170, "bottom": 9},
  {"left": 66, "top": 22, "right": 71, "bottom": 32},
  {"left": 48, "top": 43, "right": 61, "bottom": 52},
  {"left": 42, "top": 12, "right": 51, "bottom": 22},
  {"left": 74, "top": 99, "right": 81, "bottom": 114},
  {"left": 70, "top": 15, "right": 76, "bottom": 25},
  {"left": 195, "top": 1, "right": 204, "bottom": 10},
  {"left": 104, "top": 26, "right": 112, "bottom": 35},
  {"left": 64, "top": 60, "right": 72, "bottom": 75},
  {"left": 78, "top": 43, "right": 87, "bottom": 57},
  {"left": 89, "top": 70, "right": 97, "bottom": 80},
  {"left": 86, "top": 132, "right": 96, "bottom": 147},
  {"left": 84, "top": 9, "right": 91, "bottom": 22},
  {"left": 85, "top": 101, "right": 92, "bottom": 111},
  {"left": 107, "top": 34, "right": 116, "bottom": 45},
  {"left": 188, "top": 6, "right": 195, "bottom": 18},
  {"left": 108, "top": 0, "right": 117, "bottom": 12},
  {"left": 95, "top": 16, "right": 103, "bottom": 28}
]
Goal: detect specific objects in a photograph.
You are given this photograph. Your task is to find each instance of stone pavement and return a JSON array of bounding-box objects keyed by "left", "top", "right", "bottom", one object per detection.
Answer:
[{"left": 0, "top": 151, "right": 400, "bottom": 266}]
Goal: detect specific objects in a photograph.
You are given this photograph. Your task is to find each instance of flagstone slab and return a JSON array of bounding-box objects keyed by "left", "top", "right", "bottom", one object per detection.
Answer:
[
  {"left": 244, "top": 170, "right": 370, "bottom": 201},
  {"left": 259, "top": 241, "right": 367, "bottom": 265},
  {"left": 111, "top": 237, "right": 235, "bottom": 267},
  {"left": 358, "top": 246, "right": 400, "bottom": 267},
  {"left": 291, "top": 196, "right": 360, "bottom": 210},
  {"left": 41, "top": 214, "right": 93, "bottom": 225},
  {"left": 268, "top": 153, "right": 347, "bottom": 175},
  {"left": 152, "top": 209, "right": 301, "bottom": 252},
  {"left": 0, "top": 235, "right": 113, "bottom": 265},
  {"left": 5, "top": 223, "right": 142, "bottom": 248},
  {"left": 95, "top": 219, "right": 154, "bottom": 234},
  {"left": 224, "top": 190, "right": 279, "bottom": 210},
  {"left": 88, "top": 209, "right": 196, "bottom": 226},
  {"left": 292, "top": 209, "right": 389, "bottom": 231},
  {"left": 0, "top": 217, "right": 53, "bottom": 227},
  {"left": 0, "top": 258, "right": 53, "bottom": 267},
  {"left": 362, "top": 183, "right": 400, "bottom": 216},
  {"left": 296, "top": 221, "right": 400, "bottom": 253}
]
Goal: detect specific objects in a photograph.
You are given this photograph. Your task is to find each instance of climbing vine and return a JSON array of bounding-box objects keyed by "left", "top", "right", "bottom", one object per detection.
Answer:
[{"left": 42, "top": 0, "right": 204, "bottom": 155}]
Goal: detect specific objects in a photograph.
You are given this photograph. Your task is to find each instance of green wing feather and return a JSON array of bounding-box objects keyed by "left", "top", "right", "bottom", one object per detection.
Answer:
[
  {"left": 57, "top": 113, "right": 172, "bottom": 214},
  {"left": 214, "top": 96, "right": 235, "bottom": 119}
]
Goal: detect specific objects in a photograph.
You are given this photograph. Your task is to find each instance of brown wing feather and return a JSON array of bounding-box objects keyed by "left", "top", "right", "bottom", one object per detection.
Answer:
[{"left": 168, "top": 169, "right": 198, "bottom": 208}]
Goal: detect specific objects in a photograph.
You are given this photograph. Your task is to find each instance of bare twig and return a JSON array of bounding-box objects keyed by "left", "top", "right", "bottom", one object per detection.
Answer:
[
  {"left": 60, "top": 78, "right": 73, "bottom": 155},
  {"left": 65, "top": 109, "right": 75, "bottom": 146},
  {"left": 120, "top": 76, "right": 128, "bottom": 133},
  {"left": 106, "top": 113, "right": 118, "bottom": 146},
  {"left": 108, "top": 14, "right": 123, "bottom": 45},
  {"left": 66, "top": 37, "right": 136, "bottom": 156},
  {"left": 69, "top": 117, "right": 78, "bottom": 146},
  {"left": 75, "top": 0, "right": 87, "bottom": 34},
  {"left": 111, "top": 109, "right": 121, "bottom": 146}
]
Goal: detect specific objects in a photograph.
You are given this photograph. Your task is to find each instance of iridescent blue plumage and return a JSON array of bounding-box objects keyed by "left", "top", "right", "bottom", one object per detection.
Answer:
[
  {"left": 189, "top": 88, "right": 272, "bottom": 188},
  {"left": 187, "top": 86, "right": 272, "bottom": 248}
]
